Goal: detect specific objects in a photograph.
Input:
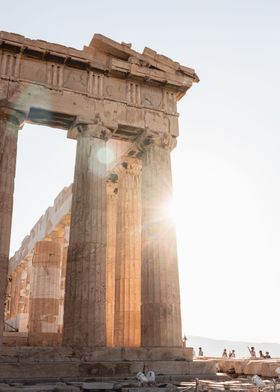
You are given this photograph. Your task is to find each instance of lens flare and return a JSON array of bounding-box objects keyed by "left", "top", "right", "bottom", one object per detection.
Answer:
[{"left": 96, "top": 146, "right": 115, "bottom": 165}]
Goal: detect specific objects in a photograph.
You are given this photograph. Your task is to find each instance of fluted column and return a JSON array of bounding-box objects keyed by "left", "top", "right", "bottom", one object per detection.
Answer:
[
  {"left": 114, "top": 157, "right": 141, "bottom": 347},
  {"left": 106, "top": 176, "right": 118, "bottom": 347},
  {"left": 9, "top": 270, "right": 19, "bottom": 320},
  {"left": 63, "top": 123, "right": 111, "bottom": 348},
  {"left": 139, "top": 132, "right": 182, "bottom": 347},
  {"left": 11, "top": 261, "right": 29, "bottom": 332},
  {"left": 29, "top": 240, "right": 61, "bottom": 346},
  {"left": 48, "top": 228, "right": 67, "bottom": 336},
  {"left": 58, "top": 221, "right": 70, "bottom": 333},
  {"left": 58, "top": 243, "right": 68, "bottom": 333},
  {"left": 0, "top": 108, "right": 25, "bottom": 344},
  {"left": 4, "top": 274, "right": 12, "bottom": 322}
]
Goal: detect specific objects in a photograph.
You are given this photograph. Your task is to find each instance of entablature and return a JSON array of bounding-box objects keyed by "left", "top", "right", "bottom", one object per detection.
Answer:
[{"left": 0, "top": 31, "right": 198, "bottom": 141}]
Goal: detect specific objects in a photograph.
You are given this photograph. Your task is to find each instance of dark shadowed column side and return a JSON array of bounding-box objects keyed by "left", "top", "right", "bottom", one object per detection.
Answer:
[
  {"left": 63, "top": 123, "right": 111, "bottom": 348},
  {"left": 0, "top": 108, "right": 25, "bottom": 345}
]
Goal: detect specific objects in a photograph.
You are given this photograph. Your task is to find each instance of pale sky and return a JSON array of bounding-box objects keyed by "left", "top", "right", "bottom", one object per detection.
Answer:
[{"left": 2, "top": 0, "right": 280, "bottom": 344}]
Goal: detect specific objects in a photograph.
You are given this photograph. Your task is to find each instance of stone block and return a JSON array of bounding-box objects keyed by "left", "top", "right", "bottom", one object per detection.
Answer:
[
  {"left": 189, "top": 360, "right": 217, "bottom": 375},
  {"left": 122, "top": 389, "right": 163, "bottom": 392},
  {"left": 82, "top": 382, "right": 114, "bottom": 390},
  {"left": 19, "top": 385, "right": 55, "bottom": 391},
  {"left": 82, "top": 347, "right": 193, "bottom": 362},
  {"left": 0, "top": 384, "right": 20, "bottom": 392},
  {"left": 53, "top": 382, "right": 81, "bottom": 391}
]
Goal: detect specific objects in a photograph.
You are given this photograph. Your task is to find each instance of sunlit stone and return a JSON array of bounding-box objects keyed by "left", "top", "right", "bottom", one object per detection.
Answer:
[{"left": 0, "top": 29, "right": 199, "bottom": 377}]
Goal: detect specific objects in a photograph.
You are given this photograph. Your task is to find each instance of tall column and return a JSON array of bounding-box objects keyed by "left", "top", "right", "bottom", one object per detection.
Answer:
[
  {"left": 114, "top": 157, "right": 141, "bottom": 347},
  {"left": 0, "top": 108, "right": 25, "bottom": 344},
  {"left": 63, "top": 123, "right": 111, "bottom": 348},
  {"left": 9, "top": 261, "right": 30, "bottom": 332},
  {"left": 9, "top": 270, "right": 19, "bottom": 320},
  {"left": 48, "top": 227, "right": 67, "bottom": 336},
  {"left": 106, "top": 176, "right": 118, "bottom": 347},
  {"left": 4, "top": 274, "right": 12, "bottom": 322},
  {"left": 139, "top": 132, "right": 182, "bottom": 347},
  {"left": 58, "top": 243, "right": 68, "bottom": 333},
  {"left": 29, "top": 240, "right": 61, "bottom": 346}
]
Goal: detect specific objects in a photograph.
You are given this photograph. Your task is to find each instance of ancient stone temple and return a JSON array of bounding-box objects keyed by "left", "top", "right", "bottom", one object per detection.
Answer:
[{"left": 0, "top": 31, "right": 199, "bottom": 377}]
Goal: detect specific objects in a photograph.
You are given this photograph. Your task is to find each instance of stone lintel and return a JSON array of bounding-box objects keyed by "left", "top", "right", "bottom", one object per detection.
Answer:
[
  {"left": 0, "top": 31, "right": 107, "bottom": 73},
  {"left": 0, "top": 30, "right": 198, "bottom": 96}
]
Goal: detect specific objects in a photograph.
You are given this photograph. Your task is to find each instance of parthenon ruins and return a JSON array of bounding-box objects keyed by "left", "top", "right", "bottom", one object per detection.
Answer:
[{"left": 0, "top": 31, "right": 200, "bottom": 377}]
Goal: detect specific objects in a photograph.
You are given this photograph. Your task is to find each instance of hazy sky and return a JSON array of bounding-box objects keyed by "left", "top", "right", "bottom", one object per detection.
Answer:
[{"left": 2, "top": 0, "right": 280, "bottom": 344}]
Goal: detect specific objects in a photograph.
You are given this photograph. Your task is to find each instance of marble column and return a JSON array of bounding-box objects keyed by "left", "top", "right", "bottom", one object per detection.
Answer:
[
  {"left": 105, "top": 176, "right": 118, "bottom": 347},
  {"left": 9, "top": 270, "right": 18, "bottom": 320},
  {"left": 4, "top": 274, "right": 12, "bottom": 322},
  {"left": 48, "top": 227, "right": 67, "bottom": 336},
  {"left": 58, "top": 243, "right": 68, "bottom": 334},
  {"left": 63, "top": 123, "right": 111, "bottom": 348},
  {"left": 29, "top": 240, "right": 61, "bottom": 346},
  {"left": 10, "top": 261, "right": 29, "bottom": 332},
  {"left": 139, "top": 132, "right": 182, "bottom": 347},
  {"left": 0, "top": 108, "right": 24, "bottom": 344},
  {"left": 114, "top": 157, "right": 141, "bottom": 347}
]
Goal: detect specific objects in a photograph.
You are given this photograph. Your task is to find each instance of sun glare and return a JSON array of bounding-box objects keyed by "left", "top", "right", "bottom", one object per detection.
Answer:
[{"left": 163, "top": 200, "right": 177, "bottom": 224}]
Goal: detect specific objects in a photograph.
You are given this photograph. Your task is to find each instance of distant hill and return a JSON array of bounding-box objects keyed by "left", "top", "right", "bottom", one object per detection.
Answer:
[{"left": 187, "top": 336, "right": 280, "bottom": 359}]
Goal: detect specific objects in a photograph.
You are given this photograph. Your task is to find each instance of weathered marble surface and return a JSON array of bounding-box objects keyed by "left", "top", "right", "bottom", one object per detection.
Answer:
[
  {"left": 62, "top": 124, "right": 109, "bottom": 348},
  {"left": 28, "top": 241, "right": 61, "bottom": 346},
  {"left": 1, "top": 31, "right": 198, "bottom": 358},
  {"left": 140, "top": 133, "right": 181, "bottom": 347},
  {"left": 0, "top": 108, "right": 25, "bottom": 345},
  {"left": 114, "top": 157, "right": 141, "bottom": 347}
]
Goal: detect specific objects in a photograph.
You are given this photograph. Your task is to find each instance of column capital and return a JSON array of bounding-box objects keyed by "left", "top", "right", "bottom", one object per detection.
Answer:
[
  {"left": 76, "top": 123, "right": 112, "bottom": 141},
  {"left": 0, "top": 107, "right": 26, "bottom": 128},
  {"left": 70, "top": 115, "right": 114, "bottom": 141},
  {"left": 115, "top": 156, "right": 142, "bottom": 176},
  {"left": 136, "top": 130, "right": 177, "bottom": 152}
]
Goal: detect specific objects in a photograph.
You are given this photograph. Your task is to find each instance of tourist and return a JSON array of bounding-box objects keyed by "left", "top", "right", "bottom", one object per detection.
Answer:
[
  {"left": 229, "top": 349, "right": 236, "bottom": 358},
  {"left": 222, "top": 349, "right": 228, "bottom": 358},
  {"left": 198, "top": 347, "right": 204, "bottom": 356},
  {"left": 259, "top": 350, "right": 265, "bottom": 358},
  {"left": 248, "top": 346, "right": 256, "bottom": 358},
  {"left": 264, "top": 351, "right": 271, "bottom": 359}
]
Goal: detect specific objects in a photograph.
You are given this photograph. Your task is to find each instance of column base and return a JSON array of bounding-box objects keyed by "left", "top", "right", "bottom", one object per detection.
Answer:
[
  {"left": 0, "top": 346, "right": 217, "bottom": 380},
  {"left": 28, "top": 332, "right": 62, "bottom": 346}
]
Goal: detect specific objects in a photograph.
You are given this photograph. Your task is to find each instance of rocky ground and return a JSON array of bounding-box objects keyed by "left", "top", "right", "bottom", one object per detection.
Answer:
[{"left": 0, "top": 376, "right": 279, "bottom": 392}]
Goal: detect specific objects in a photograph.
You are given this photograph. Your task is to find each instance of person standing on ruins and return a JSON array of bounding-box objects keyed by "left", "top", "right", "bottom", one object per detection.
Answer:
[
  {"left": 222, "top": 349, "right": 228, "bottom": 358},
  {"left": 198, "top": 347, "right": 204, "bottom": 356},
  {"left": 248, "top": 346, "right": 256, "bottom": 358}
]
